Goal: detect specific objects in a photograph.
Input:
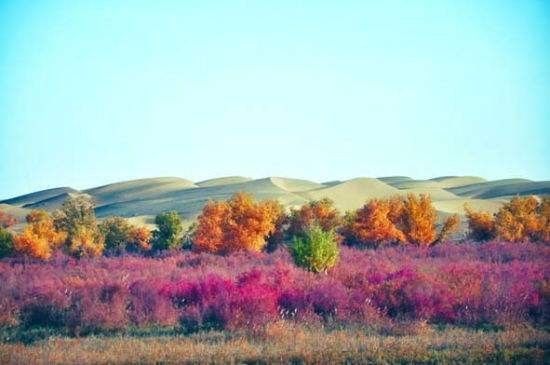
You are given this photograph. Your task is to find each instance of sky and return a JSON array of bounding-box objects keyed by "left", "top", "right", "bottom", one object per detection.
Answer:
[{"left": 0, "top": 0, "right": 549, "bottom": 199}]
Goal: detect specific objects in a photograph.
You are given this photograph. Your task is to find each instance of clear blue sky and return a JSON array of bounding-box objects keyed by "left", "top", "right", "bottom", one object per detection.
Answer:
[{"left": 1, "top": 1, "right": 549, "bottom": 199}]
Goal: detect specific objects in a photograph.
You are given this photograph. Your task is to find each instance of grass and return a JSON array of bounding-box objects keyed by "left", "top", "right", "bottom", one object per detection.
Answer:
[{"left": 1, "top": 322, "right": 548, "bottom": 364}]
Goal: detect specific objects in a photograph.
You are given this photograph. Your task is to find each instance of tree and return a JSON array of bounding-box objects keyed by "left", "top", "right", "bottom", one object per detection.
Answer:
[
  {"left": 53, "top": 195, "right": 104, "bottom": 257},
  {"left": 193, "top": 193, "right": 282, "bottom": 254},
  {"left": 342, "top": 199, "right": 405, "bottom": 246},
  {"left": 0, "top": 210, "right": 17, "bottom": 228},
  {"left": 435, "top": 214, "right": 461, "bottom": 243},
  {"left": 464, "top": 205, "right": 496, "bottom": 241},
  {"left": 291, "top": 226, "right": 339, "bottom": 273},
  {"left": 0, "top": 228, "right": 13, "bottom": 258},
  {"left": 152, "top": 211, "right": 184, "bottom": 251},
  {"left": 401, "top": 194, "right": 437, "bottom": 245},
  {"left": 13, "top": 210, "right": 67, "bottom": 260},
  {"left": 66, "top": 225, "right": 105, "bottom": 258},
  {"left": 128, "top": 226, "right": 152, "bottom": 251},
  {"left": 536, "top": 197, "right": 550, "bottom": 242},
  {"left": 495, "top": 196, "right": 546, "bottom": 242},
  {"left": 343, "top": 194, "right": 453, "bottom": 247},
  {"left": 465, "top": 196, "right": 549, "bottom": 243},
  {"left": 287, "top": 199, "right": 341, "bottom": 238}
]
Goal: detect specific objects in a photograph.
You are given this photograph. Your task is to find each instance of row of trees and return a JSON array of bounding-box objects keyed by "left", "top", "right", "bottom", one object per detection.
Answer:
[
  {"left": 465, "top": 196, "right": 549, "bottom": 243},
  {"left": 0, "top": 196, "right": 184, "bottom": 260},
  {"left": 0, "top": 193, "right": 548, "bottom": 271}
]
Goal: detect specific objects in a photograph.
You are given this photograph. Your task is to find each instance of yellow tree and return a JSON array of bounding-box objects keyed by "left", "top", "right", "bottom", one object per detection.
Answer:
[
  {"left": 193, "top": 193, "right": 282, "bottom": 254},
  {"left": 13, "top": 210, "right": 67, "bottom": 260}
]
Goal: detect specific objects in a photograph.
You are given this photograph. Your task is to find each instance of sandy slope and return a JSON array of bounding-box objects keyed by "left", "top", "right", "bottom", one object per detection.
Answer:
[
  {"left": 2, "top": 176, "right": 548, "bottom": 228},
  {"left": 85, "top": 177, "right": 197, "bottom": 206},
  {"left": 196, "top": 176, "right": 252, "bottom": 187},
  {"left": 447, "top": 179, "right": 549, "bottom": 198},
  {"left": 301, "top": 178, "right": 400, "bottom": 212},
  {"left": 1, "top": 187, "right": 79, "bottom": 207}
]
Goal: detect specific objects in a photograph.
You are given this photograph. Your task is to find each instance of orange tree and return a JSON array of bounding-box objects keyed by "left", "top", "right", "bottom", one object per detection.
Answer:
[
  {"left": 287, "top": 198, "right": 342, "bottom": 238},
  {"left": 465, "top": 196, "right": 549, "bottom": 243},
  {"left": 342, "top": 194, "right": 459, "bottom": 247},
  {"left": 193, "top": 192, "right": 282, "bottom": 254},
  {"left": 13, "top": 210, "right": 67, "bottom": 260}
]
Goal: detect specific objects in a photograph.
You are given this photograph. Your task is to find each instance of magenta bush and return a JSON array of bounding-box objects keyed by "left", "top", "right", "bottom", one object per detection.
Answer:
[{"left": 0, "top": 241, "right": 547, "bottom": 333}]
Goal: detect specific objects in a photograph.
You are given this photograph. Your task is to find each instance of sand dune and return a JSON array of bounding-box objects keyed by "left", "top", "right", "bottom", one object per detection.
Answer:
[
  {"left": 95, "top": 177, "right": 309, "bottom": 218},
  {"left": 268, "top": 177, "right": 325, "bottom": 192},
  {"left": 301, "top": 178, "right": 400, "bottom": 212},
  {"left": 2, "top": 176, "right": 548, "bottom": 228},
  {"left": 447, "top": 179, "right": 548, "bottom": 198},
  {"left": 85, "top": 177, "right": 197, "bottom": 205},
  {"left": 196, "top": 176, "right": 252, "bottom": 187},
  {"left": 24, "top": 192, "right": 88, "bottom": 211},
  {"left": 1, "top": 187, "right": 79, "bottom": 207},
  {"left": 429, "top": 176, "right": 486, "bottom": 188},
  {"left": 381, "top": 176, "right": 486, "bottom": 190},
  {"left": 432, "top": 198, "right": 504, "bottom": 215},
  {"left": 399, "top": 187, "right": 460, "bottom": 201}
]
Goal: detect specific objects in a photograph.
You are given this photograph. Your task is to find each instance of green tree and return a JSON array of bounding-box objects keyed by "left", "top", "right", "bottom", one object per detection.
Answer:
[
  {"left": 0, "top": 228, "right": 14, "bottom": 258},
  {"left": 152, "top": 211, "right": 184, "bottom": 251},
  {"left": 53, "top": 195, "right": 104, "bottom": 257},
  {"left": 291, "top": 225, "right": 340, "bottom": 273},
  {"left": 99, "top": 216, "right": 132, "bottom": 255}
]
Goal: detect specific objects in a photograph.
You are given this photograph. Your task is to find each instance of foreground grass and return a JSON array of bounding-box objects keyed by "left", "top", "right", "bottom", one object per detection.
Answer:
[{"left": 1, "top": 323, "right": 548, "bottom": 364}]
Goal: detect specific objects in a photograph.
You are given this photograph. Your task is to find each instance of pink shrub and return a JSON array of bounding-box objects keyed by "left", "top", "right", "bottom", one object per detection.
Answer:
[{"left": 0, "top": 241, "right": 547, "bottom": 333}]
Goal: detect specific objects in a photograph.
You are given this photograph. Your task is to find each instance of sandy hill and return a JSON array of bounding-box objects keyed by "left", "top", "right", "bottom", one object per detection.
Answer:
[
  {"left": 429, "top": 176, "right": 486, "bottom": 188},
  {"left": 2, "top": 176, "right": 549, "bottom": 230},
  {"left": 380, "top": 175, "right": 486, "bottom": 190},
  {"left": 447, "top": 179, "right": 549, "bottom": 199},
  {"left": 95, "top": 177, "right": 310, "bottom": 218},
  {"left": 24, "top": 192, "right": 89, "bottom": 211},
  {"left": 84, "top": 177, "right": 197, "bottom": 206},
  {"left": 196, "top": 176, "right": 252, "bottom": 187},
  {"left": 1, "top": 187, "right": 79, "bottom": 207},
  {"left": 301, "top": 178, "right": 400, "bottom": 212}
]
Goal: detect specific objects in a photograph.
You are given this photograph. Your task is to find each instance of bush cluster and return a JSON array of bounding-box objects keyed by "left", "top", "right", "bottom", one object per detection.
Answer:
[
  {"left": 465, "top": 196, "right": 549, "bottom": 242},
  {"left": 1, "top": 193, "right": 547, "bottom": 264},
  {"left": 0, "top": 242, "right": 547, "bottom": 333}
]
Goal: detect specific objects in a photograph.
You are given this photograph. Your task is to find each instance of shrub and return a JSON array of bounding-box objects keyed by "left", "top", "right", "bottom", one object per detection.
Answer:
[
  {"left": 400, "top": 194, "right": 438, "bottom": 245},
  {"left": 0, "top": 228, "right": 14, "bottom": 258},
  {"left": 53, "top": 196, "right": 104, "bottom": 257},
  {"left": 495, "top": 196, "right": 544, "bottom": 242},
  {"left": 100, "top": 217, "right": 151, "bottom": 254},
  {"left": 0, "top": 209, "right": 17, "bottom": 228},
  {"left": 66, "top": 225, "right": 105, "bottom": 258},
  {"left": 193, "top": 193, "right": 282, "bottom": 254},
  {"left": 128, "top": 226, "right": 152, "bottom": 251},
  {"left": 287, "top": 199, "right": 341, "bottom": 238},
  {"left": 437, "top": 214, "right": 460, "bottom": 242},
  {"left": 53, "top": 195, "right": 97, "bottom": 234},
  {"left": 152, "top": 211, "right": 184, "bottom": 251},
  {"left": 465, "top": 197, "right": 549, "bottom": 243},
  {"left": 342, "top": 199, "right": 405, "bottom": 247},
  {"left": 100, "top": 217, "right": 132, "bottom": 254},
  {"left": 13, "top": 210, "right": 67, "bottom": 260},
  {"left": 292, "top": 226, "right": 339, "bottom": 273},
  {"left": 465, "top": 205, "right": 496, "bottom": 241},
  {"left": 343, "top": 195, "right": 455, "bottom": 246}
]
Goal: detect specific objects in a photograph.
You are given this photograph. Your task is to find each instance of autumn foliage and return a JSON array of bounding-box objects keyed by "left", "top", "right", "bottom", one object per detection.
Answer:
[
  {"left": 13, "top": 210, "right": 67, "bottom": 260},
  {"left": 53, "top": 195, "right": 105, "bottom": 257},
  {"left": 287, "top": 198, "right": 342, "bottom": 238},
  {"left": 0, "top": 209, "right": 17, "bottom": 228},
  {"left": 193, "top": 193, "right": 283, "bottom": 254},
  {"left": 342, "top": 194, "right": 459, "bottom": 247},
  {"left": 466, "top": 196, "right": 549, "bottom": 243}
]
